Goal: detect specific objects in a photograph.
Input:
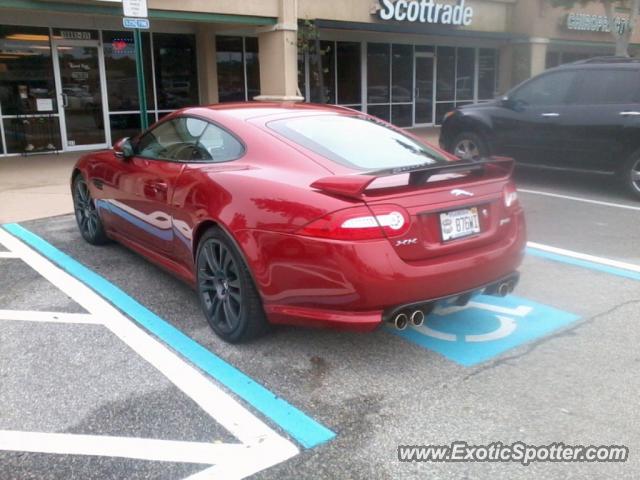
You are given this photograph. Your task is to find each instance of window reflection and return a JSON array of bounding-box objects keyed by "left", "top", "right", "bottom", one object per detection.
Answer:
[
  {"left": 103, "top": 30, "right": 154, "bottom": 111},
  {"left": 337, "top": 42, "right": 361, "bottom": 105},
  {"left": 367, "top": 43, "right": 390, "bottom": 104},
  {"left": 391, "top": 44, "right": 412, "bottom": 103},
  {"left": 154, "top": 33, "right": 198, "bottom": 110},
  {"left": 216, "top": 36, "right": 261, "bottom": 102},
  {"left": 216, "top": 36, "right": 244, "bottom": 102},
  {"left": 309, "top": 40, "right": 335, "bottom": 104}
]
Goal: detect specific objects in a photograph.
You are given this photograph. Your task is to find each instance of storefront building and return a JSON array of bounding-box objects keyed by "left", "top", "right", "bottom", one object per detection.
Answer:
[{"left": 1, "top": 0, "right": 639, "bottom": 156}]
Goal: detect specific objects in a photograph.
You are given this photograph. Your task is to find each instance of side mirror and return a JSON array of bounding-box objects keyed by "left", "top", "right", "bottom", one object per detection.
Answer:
[{"left": 113, "top": 137, "right": 135, "bottom": 159}]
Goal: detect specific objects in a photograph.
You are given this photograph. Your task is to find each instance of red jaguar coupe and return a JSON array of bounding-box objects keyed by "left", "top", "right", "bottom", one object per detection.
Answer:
[{"left": 72, "top": 103, "right": 526, "bottom": 342}]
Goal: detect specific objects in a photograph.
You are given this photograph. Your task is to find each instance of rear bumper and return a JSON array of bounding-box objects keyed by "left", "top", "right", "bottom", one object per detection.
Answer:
[{"left": 237, "top": 209, "right": 526, "bottom": 331}]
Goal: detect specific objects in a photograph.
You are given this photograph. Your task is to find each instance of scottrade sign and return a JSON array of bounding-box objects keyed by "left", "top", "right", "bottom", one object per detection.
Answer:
[{"left": 378, "top": 0, "right": 474, "bottom": 26}]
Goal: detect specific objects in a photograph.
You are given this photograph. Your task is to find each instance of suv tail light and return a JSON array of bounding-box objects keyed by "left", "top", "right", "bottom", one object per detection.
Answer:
[
  {"left": 297, "top": 205, "right": 410, "bottom": 240},
  {"left": 503, "top": 182, "right": 519, "bottom": 208}
]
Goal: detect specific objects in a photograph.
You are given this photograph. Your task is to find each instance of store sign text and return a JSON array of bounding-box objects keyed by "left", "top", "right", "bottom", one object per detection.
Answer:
[
  {"left": 378, "top": 0, "right": 474, "bottom": 26},
  {"left": 566, "top": 12, "right": 629, "bottom": 35}
]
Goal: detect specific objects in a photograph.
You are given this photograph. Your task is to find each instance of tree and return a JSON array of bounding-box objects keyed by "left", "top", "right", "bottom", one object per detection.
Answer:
[{"left": 550, "top": 0, "right": 640, "bottom": 56}]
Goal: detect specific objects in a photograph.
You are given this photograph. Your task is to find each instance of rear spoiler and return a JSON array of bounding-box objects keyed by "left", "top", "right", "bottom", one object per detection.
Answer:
[{"left": 310, "top": 156, "right": 514, "bottom": 199}]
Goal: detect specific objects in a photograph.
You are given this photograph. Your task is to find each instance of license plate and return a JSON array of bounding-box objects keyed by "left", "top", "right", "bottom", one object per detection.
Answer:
[{"left": 440, "top": 207, "right": 481, "bottom": 242}]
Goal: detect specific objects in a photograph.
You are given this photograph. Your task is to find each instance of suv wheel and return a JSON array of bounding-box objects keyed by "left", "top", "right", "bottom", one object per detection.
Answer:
[
  {"left": 451, "top": 132, "right": 489, "bottom": 161},
  {"left": 623, "top": 153, "right": 640, "bottom": 200}
]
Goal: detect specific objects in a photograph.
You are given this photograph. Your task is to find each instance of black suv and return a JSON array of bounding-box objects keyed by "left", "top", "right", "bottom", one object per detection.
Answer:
[{"left": 440, "top": 57, "right": 640, "bottom": 199}]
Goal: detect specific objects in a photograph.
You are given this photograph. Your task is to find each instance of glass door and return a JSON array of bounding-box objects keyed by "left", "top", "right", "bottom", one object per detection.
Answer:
[
  {"left": 53, "top": 41, "right": 108, "bottom": 150},
  {"left": 414, "top": 53, "right": 435, "bottom": 126}
]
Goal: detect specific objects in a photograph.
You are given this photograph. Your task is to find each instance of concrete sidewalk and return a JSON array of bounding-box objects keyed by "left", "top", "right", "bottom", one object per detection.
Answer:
[
  {"left": 0, "top": 127, "right": 441, "bottom": 223},
  {"left": 0, "top": 152, "right": 80, "bottom": 223}
]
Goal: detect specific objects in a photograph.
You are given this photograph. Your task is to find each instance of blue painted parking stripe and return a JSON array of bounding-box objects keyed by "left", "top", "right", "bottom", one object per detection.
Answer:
[
  {"left": 527, "top": 247, "right": 640, "bottom": 282},
  {"left": 1, "top": 223, "right": 335, "bottom": 449}
]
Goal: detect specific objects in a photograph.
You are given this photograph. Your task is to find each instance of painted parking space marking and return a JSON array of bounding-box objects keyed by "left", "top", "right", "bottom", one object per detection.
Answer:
[
  {"left": 1, "top": 223, "right": 335, "bottom": 450},
  {"left": 527, "top": 242, "right": 640, "bottom": 282},
  {"left": 0, "top": 226, "right": 332, "bottom": 479},
  {"left": 392, "top": 295, "right": 580, "bottom": 366},
  {"left": 518, "top": 188, "right": 640, "bottom": 212}
]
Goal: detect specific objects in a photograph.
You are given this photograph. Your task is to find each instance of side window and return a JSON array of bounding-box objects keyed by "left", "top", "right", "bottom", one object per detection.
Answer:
[
  {"left": 136, "top": 117, "right": 208, "bottom": 161},
  {"left": 194, "top": 123, "right": 244, "bottom": 163},
  {"left": 511, "top": 71, "right": 577, "bottom": 107},
  {"left": 570, "top": 69, "right": 640, "bottom": 105}
]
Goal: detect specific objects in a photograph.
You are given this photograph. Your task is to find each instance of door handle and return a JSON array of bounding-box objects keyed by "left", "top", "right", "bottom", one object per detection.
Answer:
[
  {"left": 620, "top": 111, "right": 640, "bottom": 116},
  {"left": 61, "top": 93, "right": 68, "bottom": 108},
  {"left": 541, "top": 112, "right": 560, "bottom": 118}
]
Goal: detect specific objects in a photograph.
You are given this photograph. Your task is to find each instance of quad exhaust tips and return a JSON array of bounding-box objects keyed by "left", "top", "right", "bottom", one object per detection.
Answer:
[
  {"left": 390, "top": 309, "right": 425, "bottom": 330},
  {"left": 485, "top": 274, "right": 520, "bottom": 298},
  {"left": 393, "top": 312, "right": 408, "bottom": 330},
  {"left": 410, "top": 309, "right": 425, "bottom": 327},
  {"left": 496, "top": 280, "right": 515, "bottom": 297}
]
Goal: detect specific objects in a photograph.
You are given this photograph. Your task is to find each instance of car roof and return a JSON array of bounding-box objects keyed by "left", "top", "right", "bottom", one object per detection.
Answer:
[
  {"left": 555, "top": 56, "right": 640, "bottom": 70},
  {"left": 178, "top": 102, "right": 358, "bottom": 122}
]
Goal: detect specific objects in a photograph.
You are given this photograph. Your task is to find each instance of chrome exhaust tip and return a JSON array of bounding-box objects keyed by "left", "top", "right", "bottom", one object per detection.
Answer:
[
  {"left": 497, "top": 282, "right": 510, "bottom": 297},
  {"left": 410, "top": 310, "right": 425, "bottom": 327},
  {"left": 393, "top": 313, "right": 408, "bottom": 330}
]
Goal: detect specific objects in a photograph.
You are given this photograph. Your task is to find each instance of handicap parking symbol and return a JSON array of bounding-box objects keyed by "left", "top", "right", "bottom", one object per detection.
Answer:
[{"left": 392, "top": 295, "right": 580, "bottom": 366}]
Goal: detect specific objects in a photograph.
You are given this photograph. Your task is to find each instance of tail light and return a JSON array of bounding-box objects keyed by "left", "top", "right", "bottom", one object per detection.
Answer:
[
  {"left": 297, "top": 205, "right": 410, "bottom": 240},
  {"left": 503, "top": 182, "right": 519, "bottom": 208}
]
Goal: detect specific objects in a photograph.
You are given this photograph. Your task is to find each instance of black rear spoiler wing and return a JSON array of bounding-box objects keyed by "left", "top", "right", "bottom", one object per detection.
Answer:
[{"left": 310, "top": 156, "right": 514, "bottom": 199}]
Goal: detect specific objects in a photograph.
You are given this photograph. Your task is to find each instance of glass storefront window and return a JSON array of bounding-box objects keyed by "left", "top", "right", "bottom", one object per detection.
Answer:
[
  {"left": 367, "top": 43, "right": 390, "bottom": 104},
  {"left": 436, "top": 46, "right": 455, "bottom": 102},
  {"left": 391, "top": 44, "right": 412, "bottom": 103},
  {"left": 153, "top": 33, "right": 198, "bottom": 110},
  {"left": 337, "top": 42, "right": 361, "bottom": 105},
  {"left": 309, "top": 40, "right": 335, "bottom": 104},
  {"left": 368, "top": 104, "right": 390, "bottom": 122},
  {"left": 391, "top": 104, "right": 412, "bottom": 127},
  {"left": 216, "top": 36, "right": 261, "bottom": 102},
  {"left": 216, "top": 36, "right": 244, "bottom": 103},
  {"left": 456, "top": 48, "right": 475, "bottom": 101},
  {"left": 0, "top": 25, "right": 56, "bottom": 116},
  {"left": 478, "top": 48, "right": 498, "bottom": 100},
  {"left": 3, "top": 116, "right": 61, "bottom": 153},
  {"left": 103, "top": 30, "right": 154, "bottom": 112}
]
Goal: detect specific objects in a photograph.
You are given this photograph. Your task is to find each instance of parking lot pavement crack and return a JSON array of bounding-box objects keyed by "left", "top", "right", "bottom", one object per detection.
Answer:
[{"left": 462, "top": 299, "right": 640, "bottom": 380}]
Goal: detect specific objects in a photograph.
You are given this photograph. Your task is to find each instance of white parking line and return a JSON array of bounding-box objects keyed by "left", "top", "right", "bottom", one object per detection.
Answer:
[
  {"left": 0, "top": 310, "right": 98, "bottom": 324},
  {"left": 0, "top": 251, "right": 18, "bottom": 258},
  {"left": 518, "top": 189, "right": 640, "bottom": 211},
  {"left": 0, "top": 431, "right": 250, "bottom": 465},
  {"left": 0, "top": 228, "right": 299, "bottom": 478},
  {"left": 528, "top": 241, "right": 640, "bottom": 274}
]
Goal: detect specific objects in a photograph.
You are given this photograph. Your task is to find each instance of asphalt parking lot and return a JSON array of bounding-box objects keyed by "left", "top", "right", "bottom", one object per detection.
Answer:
[{"left": 1, "top": 167, "right": 640, "bottom": 479}]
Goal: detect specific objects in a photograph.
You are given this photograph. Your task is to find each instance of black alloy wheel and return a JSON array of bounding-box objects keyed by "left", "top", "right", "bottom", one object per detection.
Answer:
[
  {"left": 196, "top": 228, "right": 268, "bottom": 343},
  {"left": 73, "top": 176, "right": 109, "bottom": 245}
]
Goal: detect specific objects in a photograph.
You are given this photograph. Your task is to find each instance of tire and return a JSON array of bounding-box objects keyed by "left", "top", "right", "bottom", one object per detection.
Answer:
[
  {"left": 451, "top": 132, "right": 489, "bottom": 160},
  {"left": 72, "top": 175, "right": 109, "bottom": 245},
  {"left": 622, "top": 152, "right": 640, "bottom": 200},
  {"left": 195, "top": 227, "right": 269, "bottom": 343}
]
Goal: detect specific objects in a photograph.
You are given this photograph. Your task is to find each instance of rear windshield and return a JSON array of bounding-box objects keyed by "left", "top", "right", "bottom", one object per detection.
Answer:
[{"left": 268, "top": 115, "right": 449, "bottom": 170}]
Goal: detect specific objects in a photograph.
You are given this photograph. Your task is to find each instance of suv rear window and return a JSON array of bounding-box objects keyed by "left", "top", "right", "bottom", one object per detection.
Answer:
[
  {"left": 268, "top": 115, "right": 450, "bottom": 170},
  {"left": 570, "top": 69, "right": 640, "bottom": 105}
]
